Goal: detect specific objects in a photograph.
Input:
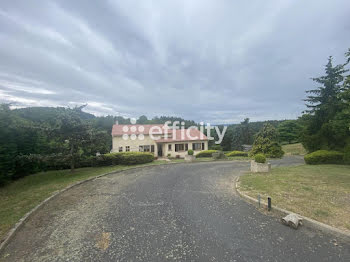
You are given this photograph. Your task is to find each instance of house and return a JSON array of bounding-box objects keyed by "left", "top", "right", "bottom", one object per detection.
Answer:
[{"left": 111, "top": 123, "right": 208, "bottom": 158}]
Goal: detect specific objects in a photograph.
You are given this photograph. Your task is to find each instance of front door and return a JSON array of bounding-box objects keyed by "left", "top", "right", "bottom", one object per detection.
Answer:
[{"left": 157, "top": 144, "right": 163, "bottom": 157}]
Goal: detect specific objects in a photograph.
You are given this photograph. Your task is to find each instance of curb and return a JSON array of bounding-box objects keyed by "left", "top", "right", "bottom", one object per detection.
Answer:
[
  {"left": 0, "top": 159, "right": 246, "bottom": 253},
  {"left": 234, "top": 176, "right": 350, "bottom": 242}
]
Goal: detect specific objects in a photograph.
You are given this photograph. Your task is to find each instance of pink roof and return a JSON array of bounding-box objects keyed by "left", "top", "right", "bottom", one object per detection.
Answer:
[
  {"left": 112, "top": 124, "right": 208, "bottom": 142},
  {"left": 157, "top": 128, "right": 208, "bottom": 142},
  {"left": 112, "top": 124, "right": 170, "bottom": 136}
]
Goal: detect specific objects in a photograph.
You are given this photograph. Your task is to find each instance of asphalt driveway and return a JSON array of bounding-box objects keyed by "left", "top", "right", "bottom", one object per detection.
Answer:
[{"left": 1, "top": 157, "right": 349, "bottom": 261}]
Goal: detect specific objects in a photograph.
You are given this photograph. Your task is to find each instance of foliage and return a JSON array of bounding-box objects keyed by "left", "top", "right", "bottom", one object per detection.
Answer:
[
  {"left": 212, "top": 151, "right": 227, "bottom": 160},
  {"left": 231, "top": 118, "right": 253, "bottom": 151},
  {"left": 93, "top": 152, "right": 154, "bottom": 166},
  {"left": 188, "top": 149, "right": 194, "bottom": 155},
  {"left": 226, "top": 151, "right": 248, "bottom": 157},
  {"left": 195, "top": 150, "right": 218, "bottom": 158},
  {"left": 344, "top": 145, "right": 350, "bottom": 164},
  {"left": 209, "top": 144, "right": 222, "bottom": 150},
  {"left": 250, "top": 124, "right": 284, "bottom": 158},
  {"left": 254, "top": 154, "right": 266, "bottom": 163},
  {"left": 277, "top": 120, "right": 302, "bottom": 144},
  {"left": 304, "top": 150, "right": 344, "bottom": 165},
  {"left": 12, "top": 154, "right": 93, "bottom": 180},
  {"left": 301, "top": 53, "right": 350, "bottom": 152}
]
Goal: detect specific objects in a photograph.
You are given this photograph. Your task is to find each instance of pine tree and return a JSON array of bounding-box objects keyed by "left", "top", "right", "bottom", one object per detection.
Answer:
[{"left": 304, "top": 56, "right": 347, "bottom": 120}]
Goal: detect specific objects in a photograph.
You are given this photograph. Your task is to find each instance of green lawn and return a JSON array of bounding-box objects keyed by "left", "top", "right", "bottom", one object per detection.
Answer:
[
  {"left": 282, "top": 143, "right": 307, "bottom": 156},
  {"left": 239, "top": 165, "right": 350, "bottom": 231},
  {"left": 0, "top": 160, "right": 172, "bottom": 243}
]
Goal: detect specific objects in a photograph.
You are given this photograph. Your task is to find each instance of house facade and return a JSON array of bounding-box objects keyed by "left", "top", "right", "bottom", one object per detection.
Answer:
[{"left": 111, "top": 124, "right": 208, "bottom": 158}]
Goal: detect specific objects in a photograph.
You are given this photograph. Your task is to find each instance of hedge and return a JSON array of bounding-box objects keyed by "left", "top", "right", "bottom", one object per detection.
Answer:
[
  {"left": 195, "top": 150, "right": 218, "bottom": 158},
  {"left": 304, "top": 150, "right": 344, "bottom": 165},
  {"left": 226, "top": 151, "right": 248, "bottom": 157},
  {"left": 212, "top": 151, "right": 227, "bottom": 160},
  {"left": 344, "top": 146, "right": 350, "bottom": 165},
  {"left": 1, "top": 152, "right": 155, "bottom": 183},
  {"left": 13, "top": 154, "right": 92, "bottom": 180},
  {"left": 92, "top": 152, "right": 154, "bottom": 166}
]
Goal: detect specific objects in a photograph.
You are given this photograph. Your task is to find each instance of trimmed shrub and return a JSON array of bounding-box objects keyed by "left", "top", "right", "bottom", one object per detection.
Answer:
[
  {"left": 254, "top": 154, "right": 266, "bottom": 163},
  {"left": 212, "top": 151, "right": 227, "bottom": 160},
  {"left": 195, "top": 150, "right": 217, "bottom": 158},
  {"left": 304, "top": 150, "right": 344, "bottom": 165},
  {"left": 188, "top": 149, "right": 194, "bottom": 156},
  {"left": 92, "top": 152, "right": 154, "bottom": 166},
  {"left": 226, "top": 151, "right": 248, "bottom": 157},
  {"left": 119, "top": 152, "right": 154, "bottom": 165}
]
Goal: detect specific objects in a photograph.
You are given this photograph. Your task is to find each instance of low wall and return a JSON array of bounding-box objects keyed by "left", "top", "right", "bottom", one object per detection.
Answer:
[{"left": 250, "top": 160, "right": 271, "bottom": 173}]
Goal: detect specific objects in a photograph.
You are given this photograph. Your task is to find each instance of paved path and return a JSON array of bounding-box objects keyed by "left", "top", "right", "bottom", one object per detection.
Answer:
[{"left": 1, "top": 157, "right": 349, "bottom": 261}]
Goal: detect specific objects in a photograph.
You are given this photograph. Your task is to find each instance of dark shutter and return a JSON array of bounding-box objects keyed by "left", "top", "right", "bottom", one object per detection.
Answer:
[{"left": 202, "top": 143, "right": 204, "bottom": 150}]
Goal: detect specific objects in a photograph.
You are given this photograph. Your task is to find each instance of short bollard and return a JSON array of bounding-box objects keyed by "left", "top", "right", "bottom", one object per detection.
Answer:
[
  {"left": 267, "top": 197, "right": 271, "bottom": 211},
  {"left": 258, "top": 194, "right": 261, "bottom": 208}
]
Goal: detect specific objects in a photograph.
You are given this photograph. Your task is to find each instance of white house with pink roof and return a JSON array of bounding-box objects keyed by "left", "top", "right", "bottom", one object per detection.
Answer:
[{"left": 111, "top": 123, "right": 208, "bottom": 158}]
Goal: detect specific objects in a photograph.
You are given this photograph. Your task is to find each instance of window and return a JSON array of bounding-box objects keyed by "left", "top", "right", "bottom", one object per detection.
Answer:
[
  {"left": 192, "top": 143, "right": 202, "bottom": 150},
  {"left": 151, "top": 145, "right": 155, "bottom": 152},
  {"left": 202, "top": 143, "right": 205, "bottom": 150},
  {"left": 126, "top": 146, "right": 130, "bottom": 152},
  {"left": 119, "top": 146, "right": 123, "bottom": 152},
  {"left": 139, "top": 145, "right": 151, "bottom": 152},
  {"left": 185, "top": 143, "right": 188, "bottom": 151},
  {"left": 175, "top": 144, "right": 185, "bottom": 152},
  {"left": 168, "top": 144, "right": 172, "bottom": 151}
]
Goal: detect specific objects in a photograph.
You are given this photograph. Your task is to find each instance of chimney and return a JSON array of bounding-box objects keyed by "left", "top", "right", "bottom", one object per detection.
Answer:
[{"left": 115, "top": 120, "right": 119, "bottom": 125}]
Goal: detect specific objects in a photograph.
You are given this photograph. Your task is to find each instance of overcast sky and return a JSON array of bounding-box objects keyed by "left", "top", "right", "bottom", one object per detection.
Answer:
[{"left": 0, "top": 0, "right": 349, "bottom": 124}]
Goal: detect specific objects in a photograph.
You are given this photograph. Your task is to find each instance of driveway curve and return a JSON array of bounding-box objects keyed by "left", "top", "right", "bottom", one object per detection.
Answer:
[{"left": 1, "top": 157, "right": 349, "bottom": 261}]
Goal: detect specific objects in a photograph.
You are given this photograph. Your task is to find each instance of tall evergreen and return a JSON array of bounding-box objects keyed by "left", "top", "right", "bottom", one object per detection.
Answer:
[{"left": 302, "top": 53, "right": 350, "bottom": 152}]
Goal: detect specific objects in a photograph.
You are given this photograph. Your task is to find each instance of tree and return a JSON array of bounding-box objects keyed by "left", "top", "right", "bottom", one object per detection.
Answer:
[
  {"left": 53, "top": 106, "right": 93, "bottom": 171},
  {"left": 301, "top": 54, "right": 349, "bottom": 152},
  {"left": 231, "top": 118, "right": 253, "bottom": 151},
  {"left": 137, "top": 115, "right": 148, "bottom": 124},
  {"left": 250, "top": 123, "right": 284, "bottom": 158},
  {"left": 277, "top": 120, "right": 302, "bottom": 144},
  {"left": 304, "top": 56, "right": 347, "bottom": 118}
]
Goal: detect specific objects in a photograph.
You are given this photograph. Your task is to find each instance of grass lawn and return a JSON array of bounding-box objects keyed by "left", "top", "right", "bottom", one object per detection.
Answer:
[
  {"left": 282, "top": 143, "right": 307, "bottom": 156},
  {"left": 239, "top": 165, "right": 350, "bottom": 231},
  {"left": 0, "top": 160, "right": 172, "bottom": 243}
]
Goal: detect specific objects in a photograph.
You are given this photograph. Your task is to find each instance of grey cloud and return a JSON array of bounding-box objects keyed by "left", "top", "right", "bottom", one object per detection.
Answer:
[{"left": 0, "top": 0, "right": 350, "bottom": 123}]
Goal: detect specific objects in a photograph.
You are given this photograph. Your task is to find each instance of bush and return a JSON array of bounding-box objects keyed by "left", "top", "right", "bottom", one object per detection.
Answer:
[
  {"left": 304, "top": 150, "right": 344, "bottom": 165},
  {"left": 226, "top": 151, "right": 248, "bottom": 157},
  {"left": 210, "top": 145, "right": 223, "bottom": 151},
  {"left": 93, "top": 152, "right": 154, "bottom": 166},
  {"left": 195, "top": 150, "right": 217, "bottom": 158},
  {"left": 343, "top": 145, "right": 350, "bottom": 165},
  {"left": 212, "top": 151, "right": 227, "bottom": 160},
  {"left": 250, "top": 124, "right": 284, "bottom": 158},
  {"left": 119, "top": 152, "right": 154, "bottom": 165},
  {"left": 254, "top": 154, "right": 266, "bottom": 163},
  {"left": 188, "top": 149, "right": 194, "bottom": 155}
]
